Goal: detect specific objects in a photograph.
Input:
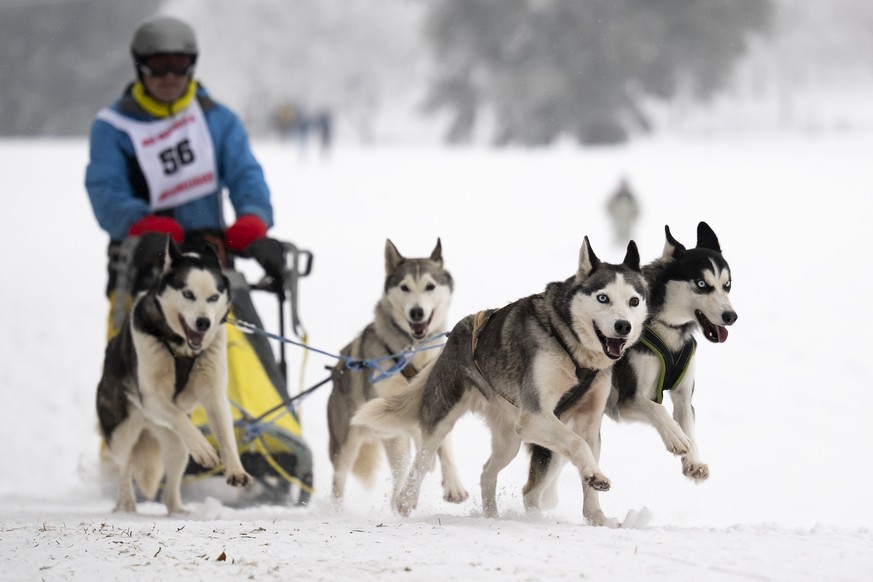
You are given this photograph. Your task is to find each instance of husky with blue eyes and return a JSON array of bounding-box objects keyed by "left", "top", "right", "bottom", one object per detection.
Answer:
[
  {"left": 353, "top": 237, "right": 647, "bottom": 523},
  {"left": 524, "top": 222, "right": 738, "bottom": 524},
  {"left": 97, "top": 236, "right": 251, "bottom": 515}
]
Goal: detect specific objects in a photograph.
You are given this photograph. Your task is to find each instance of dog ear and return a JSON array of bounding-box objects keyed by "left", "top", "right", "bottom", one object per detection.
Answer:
[
  {"left": 696, "top": 221, "right": 721, "bottom": 252},
  {"left": 662, "top": 225, "right": 685, "bottom": 261},
  {"left": 577, "top": 236, "right": 601, "bottom": 280},
  {"left": 200, "top": 243, "right": 222, "bottom": 270},
  {"left": 162, "top": 235, "right": 183, "bottom": 274},
  {"left": 220, "top": 292, "right": 232, "bottom": 322},
  {"left": 429, "top": 237, "right": 444, "bottom": 266},
  {"left": 385, "top": 239, "right": 404, "bottom": 275},
  {"left": 220, "top": 272, "right": 232, "bottom": 306},
  {"left": 623, "top": 240, "right": 641, "bottom": 271}
]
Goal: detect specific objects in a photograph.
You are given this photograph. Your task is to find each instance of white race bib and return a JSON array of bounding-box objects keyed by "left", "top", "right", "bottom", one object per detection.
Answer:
[{"left": 97, "top": 100, "right": 219, "bottom": 211}]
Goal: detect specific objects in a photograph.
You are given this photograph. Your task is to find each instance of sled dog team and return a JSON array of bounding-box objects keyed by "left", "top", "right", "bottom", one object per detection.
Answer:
[
  {"left": 338, "top": 221, "right": 737, "bottom": 525},
  {"left": 98, "top": 222, "right": 737, "bottom": 524}
]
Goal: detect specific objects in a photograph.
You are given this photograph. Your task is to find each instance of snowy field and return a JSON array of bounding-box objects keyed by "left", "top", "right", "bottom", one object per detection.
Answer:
[{"left": 1, "top": 133, "right": 872, "bottom": 581}]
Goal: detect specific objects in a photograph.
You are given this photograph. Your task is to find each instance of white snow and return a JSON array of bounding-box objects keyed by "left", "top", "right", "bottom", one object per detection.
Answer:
[{"left": 1, "top": 132, "right": 872, "bottom": 581}]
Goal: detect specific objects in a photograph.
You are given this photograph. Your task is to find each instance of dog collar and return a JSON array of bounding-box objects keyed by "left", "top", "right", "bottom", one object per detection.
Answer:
[{"left": 640, "top": 325, "right": 696, "bottom": 404}]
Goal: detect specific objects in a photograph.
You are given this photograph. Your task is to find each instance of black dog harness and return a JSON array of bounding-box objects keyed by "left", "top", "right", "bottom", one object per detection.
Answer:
[
  {"left": 173, "top": 355, "right": 197, "bottom": 397},
  {"left": 471, "top": 309, "right": 597, "bottom": 416},
  {"left": 157, "top": 336, "right": 198, "bottom": 399},
  {"left": 639, "top": 325, "right": 696, "bottom": 404},
  {"left": 548, "top": 328, "right": 598, "bottom": 418}
]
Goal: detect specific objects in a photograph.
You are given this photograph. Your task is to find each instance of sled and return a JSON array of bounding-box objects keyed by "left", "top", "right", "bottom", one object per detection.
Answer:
[{"left": 106, "top": 233, "right": 315, "bottom": 506}]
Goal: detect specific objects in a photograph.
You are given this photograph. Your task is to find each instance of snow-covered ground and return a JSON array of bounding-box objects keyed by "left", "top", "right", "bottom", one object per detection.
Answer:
[{"left": 1, "top": 133, "right": 871, "bottom": 580}]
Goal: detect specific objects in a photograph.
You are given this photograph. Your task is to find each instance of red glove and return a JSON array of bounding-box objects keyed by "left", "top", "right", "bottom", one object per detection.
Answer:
[
  {"left": 128, "top": 215, "right": 184, "bottom": 243},
  {"left": 225, "top": 214, "right": 268, "bottom": 251}
]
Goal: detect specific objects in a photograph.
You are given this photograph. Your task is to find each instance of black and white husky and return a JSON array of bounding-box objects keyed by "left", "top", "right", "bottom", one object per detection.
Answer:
[
  {"left": 327, "top": 239, "right": 468, "bottom": 508},
  {"left": 352, "top": 238, "right": 647, "bottom": 522},
  {"left": 97, "top": 238, "right": 251, "bottom": 514},
  {"left": 524, "top": 222, "right": 738, "bottom": 517}
]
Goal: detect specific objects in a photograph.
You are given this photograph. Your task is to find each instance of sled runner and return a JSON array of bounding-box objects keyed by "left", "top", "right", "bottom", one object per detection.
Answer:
[{"left": 105, "top": 232, "right": 315, "bottom": 506}]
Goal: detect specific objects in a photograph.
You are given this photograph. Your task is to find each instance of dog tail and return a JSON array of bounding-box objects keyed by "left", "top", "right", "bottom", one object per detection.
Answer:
[
  {"left": 351, "top": 375, "right": 426, "bottom": 437},
  {"left": 131, "top": 430, "right": 163, "bottom": 500}
]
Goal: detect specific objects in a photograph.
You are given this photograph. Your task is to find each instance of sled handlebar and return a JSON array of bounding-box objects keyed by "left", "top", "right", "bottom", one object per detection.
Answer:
[
  {"left": 231, "top": 238, "right": 313, "bottom": 293},
  {"left": 230, "top": 237, "right": 313, "bottom": 342}
]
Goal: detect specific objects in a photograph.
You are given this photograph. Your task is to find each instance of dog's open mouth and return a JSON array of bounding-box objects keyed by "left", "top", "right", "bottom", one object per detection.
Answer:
[
  {"left": 696, "top": 310, "right": 729, "bottom": 343},
  {"left": 179, "top": 315, "right": 205, "bottom": 351},
  {"left": 408, "top": 313, "right": 433, "bottom": 340},
  {"left": 595, "top": 323, "right": 627, "bottom": 360}
]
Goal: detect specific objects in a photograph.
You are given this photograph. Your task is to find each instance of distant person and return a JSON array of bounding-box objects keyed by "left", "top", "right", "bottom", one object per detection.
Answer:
[
  {"left": 311, "top": 109, "right": 333, "bottom": 156},
  {"left": 275, "top": 102, "right": 300, "bottom": 142},
  {"left": 85, "top": 15, "right": 274, "bottom": 336},
  {"left": 606, "top": 177, "right": 640, "bottom": 246}
]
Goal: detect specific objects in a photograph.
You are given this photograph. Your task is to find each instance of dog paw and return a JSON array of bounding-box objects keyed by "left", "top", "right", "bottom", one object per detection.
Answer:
[
  {"left": 113, "top": 499, "right": 137, "bottom": 513},
  {"left": 662, "top": 426, "right": 691, "bottom": 456},
  {"left": 584, "top": 472, "right": 611, "bottom": 492},
  {"left": 523, "top": 503, "right": 544, "bottom": 519},
  {"left": 482, "top": 503, "right": 499, "bottom": 519},
  {"left": 682, "top": 459, "right": 709, "bottom": 481},
  {"left": 668, "top": 443, "right": 689, "bottom": 456},
  {"left": 226, "top": 471, "right": 253, "bottom": 487},
  {"left": 442, "top": 487, "right": 469, "bottom": 504},
  {"left": 583, "top": 509, "right": 611, "bottom": 527},
  {"left": 188, "top": 443, "right": 221, "bottom": 469},
  {"left": 166, "top": 504, "right": 190, "bottom": 516},
  {"left": 394, "top": 491, "right": 418, "bottom": 517}
]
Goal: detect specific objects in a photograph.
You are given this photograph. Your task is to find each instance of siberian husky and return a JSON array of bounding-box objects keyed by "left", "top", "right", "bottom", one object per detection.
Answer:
[
  {"left": 524, "top": 222, "right": 738, "bottom": 517},
  {"left": 352, "top": 238, "right": 647, "bottom": 523},
  {"left": 327, "top": 239, "right": 468, "bottom": 507},
  {"left": 97, "top": 237, "right": 251, "bottom": 514}
]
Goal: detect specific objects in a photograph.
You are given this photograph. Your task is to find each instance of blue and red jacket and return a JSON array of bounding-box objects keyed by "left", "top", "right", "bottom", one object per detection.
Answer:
[{"left": 85, "top": 81, "right": 273, "bottom": 242}]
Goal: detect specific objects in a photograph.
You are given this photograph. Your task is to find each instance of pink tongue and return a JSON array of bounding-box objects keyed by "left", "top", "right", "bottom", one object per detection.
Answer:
[{"left": 716, "top": 325, "right": 729, "bottom": 343}]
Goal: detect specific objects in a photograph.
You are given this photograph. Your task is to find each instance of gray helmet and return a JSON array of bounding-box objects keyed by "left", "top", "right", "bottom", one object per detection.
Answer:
[{"left": 131, "top": 16, "right": 198, "bottom": 58}]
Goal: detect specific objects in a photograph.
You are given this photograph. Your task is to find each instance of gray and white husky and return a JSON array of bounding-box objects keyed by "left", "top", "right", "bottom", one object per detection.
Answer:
[
  {"left": 97, "top": 238, "right": 251, "bottom": 514},
  {"left": 524, "top": 222, "right": 738, "bottom": 517},
  {"left": 327, "top": 239, "right": 468, "bottom": 508},
  {"left": 352, "top": 238, "right": 647, "bottom": 522}
]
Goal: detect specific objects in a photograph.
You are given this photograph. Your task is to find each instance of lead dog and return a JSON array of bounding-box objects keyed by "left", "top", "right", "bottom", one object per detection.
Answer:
[
  {"left": 97, "top": 237, "right": 251, "bottom": 514},
  {"left": 353, "top": 238, "right": 646, "bottom": 522},
  {"left": 524, "top": 222, "right": 738, "bottom": 517},
  {"left": 328, "top": 239, "right": 468, "bottom": 508}
]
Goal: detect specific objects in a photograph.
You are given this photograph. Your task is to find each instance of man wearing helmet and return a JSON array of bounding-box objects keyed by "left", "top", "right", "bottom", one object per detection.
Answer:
[
  {"left": 86, "top": 15, "right": 273, "bottom": 333},
  {"left": 84, "top": 17, "right": 317, "bottom": 508}
]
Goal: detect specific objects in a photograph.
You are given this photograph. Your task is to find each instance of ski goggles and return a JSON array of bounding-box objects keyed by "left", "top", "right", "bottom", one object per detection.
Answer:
[{"left": 137, "top": 53, "right": 196, "bottom": 78}]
